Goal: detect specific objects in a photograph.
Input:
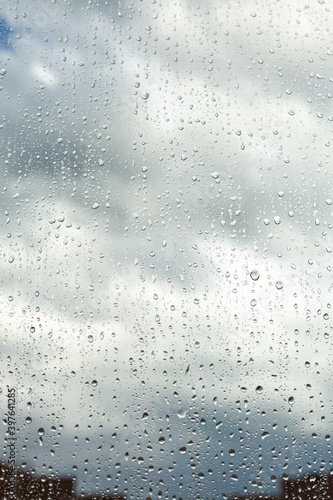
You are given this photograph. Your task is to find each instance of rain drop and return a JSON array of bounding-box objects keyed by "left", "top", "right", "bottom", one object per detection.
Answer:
[
  {"left": 250, "top": 270, "right": 260, "bottom": 281},
  {"left": 177, "top": 409, "right": 187, "bottom": 419}
]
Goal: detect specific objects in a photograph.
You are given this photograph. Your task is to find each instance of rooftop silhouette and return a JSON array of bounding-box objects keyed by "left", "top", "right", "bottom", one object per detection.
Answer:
[
  {"left": 0, "top": 462, "right": 125, "bottom": 500},
  {"left": 230, "top": 471, "right": 333, "bottom": 500}
]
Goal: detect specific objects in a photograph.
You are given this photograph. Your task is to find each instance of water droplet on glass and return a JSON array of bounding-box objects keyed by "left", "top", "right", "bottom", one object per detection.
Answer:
[
  {"left": 256, "top": 385, "right": 264, "bottom": 394},
  {"left": 288, "top": 396, "right": 295, "bottom": 406},
  {"left": 275, "top": 281, "right": 284, "bottom": 290},
  {"left": 87, "top": 335, "right": 94, "bottom": 343},
  {"left": 211, "top": 171, "right": 220, "bottom": 179},
  {"left": 250, "top": 270, "right": 260, "bottom": 281},
  {"left": 177, "top": 409, "right": 187, "bottom": 419},
  {"left": 38, "top": 428, "right": 45, "bottom": 436}
]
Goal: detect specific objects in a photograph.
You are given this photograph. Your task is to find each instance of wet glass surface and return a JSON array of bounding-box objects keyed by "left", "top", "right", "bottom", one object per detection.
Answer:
[{"left": 0, "top": 1, "right": 332, "bottom": 498}]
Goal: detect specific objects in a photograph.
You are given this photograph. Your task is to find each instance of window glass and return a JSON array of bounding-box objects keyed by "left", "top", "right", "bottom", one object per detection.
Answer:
[{"left": 1, "top": 0, "right": 332, "bottom": 498}]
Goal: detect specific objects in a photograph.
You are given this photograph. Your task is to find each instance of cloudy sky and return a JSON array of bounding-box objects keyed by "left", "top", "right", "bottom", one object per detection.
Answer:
[{"left": 0, "top": 0, "right": 332, "bottom": 498}]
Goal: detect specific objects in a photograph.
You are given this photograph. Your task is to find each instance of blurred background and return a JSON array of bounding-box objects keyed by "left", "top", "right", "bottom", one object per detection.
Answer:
[{"left": 0, "top": 0, "right": 332, "bottom": 498}]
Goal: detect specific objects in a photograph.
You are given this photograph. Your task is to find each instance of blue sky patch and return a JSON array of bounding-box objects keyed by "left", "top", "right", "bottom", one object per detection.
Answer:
[{"left": 0, "top": 17, "right": 12, "bottom": 49}]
